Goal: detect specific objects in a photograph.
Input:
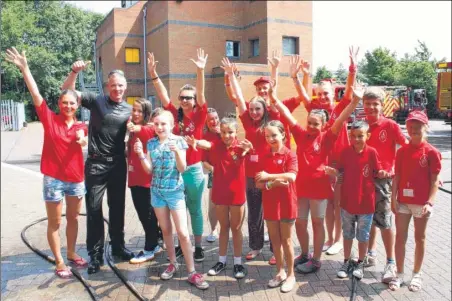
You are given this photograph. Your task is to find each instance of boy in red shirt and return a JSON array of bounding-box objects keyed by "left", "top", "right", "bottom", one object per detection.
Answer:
[
  {"left": 186, "top": 117, "right": 252, "bottom": 279},
  {"left": 325, "top": 120, "right": 386, "bottom": 279},
  {"left": 362, "top": 87, "right": 408, "bottom": 284},
  {"left": 389, "top": 111, "right": 441, "bottom": 292}
]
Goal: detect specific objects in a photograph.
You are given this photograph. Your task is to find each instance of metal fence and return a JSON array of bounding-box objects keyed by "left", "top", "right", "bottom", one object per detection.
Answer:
[{"left": 1, "top": 99, "right": 26, "bottom": 131}]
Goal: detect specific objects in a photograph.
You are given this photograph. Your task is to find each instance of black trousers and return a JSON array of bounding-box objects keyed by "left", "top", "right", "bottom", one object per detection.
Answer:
[
  {"left": 85, "top": 157, "right": 127, "bottom": 259},
  {"left": 130, "top": 186, "right": 162, "bottom": 251}
]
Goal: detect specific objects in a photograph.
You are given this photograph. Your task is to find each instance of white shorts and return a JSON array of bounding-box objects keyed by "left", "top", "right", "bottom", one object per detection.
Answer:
[{"left": 398, "top": 203, "right": 432, "bottom": 218}]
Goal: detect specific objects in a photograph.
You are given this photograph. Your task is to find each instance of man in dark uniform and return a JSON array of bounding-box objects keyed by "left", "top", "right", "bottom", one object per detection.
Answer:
[{"left": 62, "top": 61, "right": 134, "bottom": 274}]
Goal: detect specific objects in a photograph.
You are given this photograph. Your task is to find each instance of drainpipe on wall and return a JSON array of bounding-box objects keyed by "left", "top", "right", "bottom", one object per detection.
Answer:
[{"left": 143, "top": 5, "right": 147, "bottom": 99}]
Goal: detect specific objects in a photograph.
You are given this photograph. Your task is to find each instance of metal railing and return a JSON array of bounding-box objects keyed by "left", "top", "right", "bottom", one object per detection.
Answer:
[{"left": 1, "top": 99, "right": 26, "bottom": 131}]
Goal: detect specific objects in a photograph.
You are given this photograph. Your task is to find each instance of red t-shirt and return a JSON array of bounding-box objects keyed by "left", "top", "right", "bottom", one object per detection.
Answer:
[
  {"left": 367, "top": 117, "right": 407, "bottom": 174},
  {"left": 395, "top": 142, "right": 442, "bottom": 205},
  {"left": 306, "top": 100, "right": 334, "bottom": 116},
  {"left": 239, "top": 110, "right": 271, "bottom": 178},
  {"left": 208, "top": 140, "right": 246, "bottom": 206},
  {"left": 165, "top": 102, "right": 207, "bottom": 166},
  {"left": 202, "top": 130, "right": 221, "bottom": 163},
  {"left": 325, "top": 97, "right": 351, "bottom": 164},
  {"left": 127, "top": 126, "right": 155, "bottom": 188},
  {"left": 261, "top": 147, "right": 298, "bottom": 220},
  {"left": 338, "top": 145, "right": 382, "bottom": 214},
  {"left": 291, "top": 124, "right": 337, "bottom": 199},
  {"left": 35, "top": 101, "right": 87, "bottom": 183}
]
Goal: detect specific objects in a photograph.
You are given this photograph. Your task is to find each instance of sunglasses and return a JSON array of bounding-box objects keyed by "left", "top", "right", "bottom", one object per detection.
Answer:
[{"left": 179, "top": 96, "right": 195, "bottom": 101}]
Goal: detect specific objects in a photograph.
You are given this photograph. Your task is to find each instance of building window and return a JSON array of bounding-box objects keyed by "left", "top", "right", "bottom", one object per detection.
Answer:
[
  {"left": 125, "top": 47, "right": 140, "bottom": 64},
  {"left": 148, "top": 95, "right": 160, "bottom": 108},
  {"left": 126, "top": 96, "right": 140, "bottom": 105},
  {"left": 226, "top": 41, "right": 240, "bottom": 58},
  {"left": 250, "top": 39, "right": 259, "bottom": 57},
  {"left": 282, "top": 37, "right": 298, "bottom": 55},
  {"left": 121, "top": 0, "right": 138, "bottom": 8}
]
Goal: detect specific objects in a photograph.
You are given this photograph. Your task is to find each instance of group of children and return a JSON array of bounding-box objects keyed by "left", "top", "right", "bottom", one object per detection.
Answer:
[{"left": 6, "top": 45, "right": 442, "bottom": 294}]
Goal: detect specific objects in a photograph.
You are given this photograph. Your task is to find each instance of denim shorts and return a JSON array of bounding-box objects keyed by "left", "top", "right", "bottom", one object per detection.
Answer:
[
  {"left": 43, "top": 175, "right": 86, "bottom": 202},
  {"left": 341, "top": 209, "right": 373, "bottom": 242},
  {"left": 151, "top": 188, "right": 186, "bottom": 211}
]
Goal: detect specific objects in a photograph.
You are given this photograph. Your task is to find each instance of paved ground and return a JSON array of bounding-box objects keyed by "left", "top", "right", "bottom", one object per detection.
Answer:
[{"left": 1, "top": 120, "right": 451, "bottom": 301}]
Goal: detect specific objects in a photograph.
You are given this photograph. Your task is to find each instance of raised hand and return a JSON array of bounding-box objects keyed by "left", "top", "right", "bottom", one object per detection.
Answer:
[
  {"left": 126, "top": 116, "right": 135, "bottom": 132},
  {"left": 147, "top": 52, "right": 158, "bottom": 74},
  {"left": 268, "top": 80, "right": 278, "bottom": 103},
  {"left": 289, "top": 55, "right": 302, "bottom": 78},
  {"left": 238, "top": 139, "right": 253, "bottom": 156},
  {"left": 300, "top": 59, "right": 311, "bottom": 75},
  {"left": 190, "top": 48, "right": 208, "bottom": 70},
  {"left": 267, "top": 50, "right": 281, "bottom": 69},
  {"left": 184, "top": 135, "right": 197, "bottom": 151},
  {"left": 351, "top": 85, "right": 364, "bottom": 102},
  {"left": 134, "top": 139, "right": 144, "bottom": 155},
  {"left": 220, "top": 57, "right": 234, "bottom": 75},
  {"left": 71, "top": 60, "right": 91, "bottom": 73},
  {"left": 168, "top": 140, "right": 179, "bottom": 153},
  {"left": 5, "top": 47, "right": 28, "bottom": 70},
  {"left": 349, "top": 46, "right": 360, "bottom": 67}
]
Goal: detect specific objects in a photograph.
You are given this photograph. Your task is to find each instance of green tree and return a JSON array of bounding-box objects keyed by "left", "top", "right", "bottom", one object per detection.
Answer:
[
  {"left": 1, "top": 1, "right": 104, "bottom": 121},
  {"left": 334, "top": 63, "right": 347, "bottom": 83},
  {"left": 360, "top": 47, "right": 398, "bottom": 85},
  {"left": 313, "top": 66, "right": 333, "bottom": 83}
]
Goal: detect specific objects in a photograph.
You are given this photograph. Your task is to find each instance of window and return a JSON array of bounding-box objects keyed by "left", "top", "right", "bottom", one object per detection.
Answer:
[
  {"left": 250, "top": 39, "right": 259, "bottom": 57},
  {"left": 148, "top": 95, "right": 160, "bottom": 108},
  {"left": 126, "top": 96, "right": 140, "bottom": 105},
  {"left": 282, "top": 37, "right": 298, "bottom": 55},
  {"left": 226, "top": 41, "right": 240, "bottom": 58},
  {"left": 125, "top": 47, "right": 140, "bottom": 64}
]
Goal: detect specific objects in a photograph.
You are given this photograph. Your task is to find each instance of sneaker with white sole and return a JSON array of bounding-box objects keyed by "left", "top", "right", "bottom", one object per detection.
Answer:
[
  {"left": 337, "top": 260, "right": 351, "bottom": 278},
  {"left": 187, "top": 272, "right": 209, "bottom": 290},
  {"left": 233, "top": 264, "right": 247, "bottom": 279},
  {"left": 208, "top": 262, "right": 226, "bottom": 276},
  {"left": 363, "top": 253, "right": 376, "bottom": 267},
  {"left": 129, "top": 250, "right": 155, "bottom": 264},
  {"left": 353, "top": 261, "right": 364, "bottom": 279},
  {"left": 326, "top": 242, "right": 343, "bottom": 255},
  {"left": 264, "top": 233, "right": 269, "bottom": 243},
  {"left": 161, "top": 262, "right": 179, "bottom": 280},
  {"left": 206, "top": 232, "right": 217, "bottom": 243},
  {"left": 382, "top": 262, "right": 397, "bottom": 284},
  {"left": 296, "top": 258, "right": 321, "bottom": 274}
]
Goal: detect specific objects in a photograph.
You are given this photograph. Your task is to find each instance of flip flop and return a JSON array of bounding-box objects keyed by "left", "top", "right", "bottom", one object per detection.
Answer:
[
  {"left": 55, "top": 267, "right": 73, "bottom": 279},
  {"left": 67, "top": 257, "right": 88, "bottom": 268},
  {"left": 246, "top": 250, "right": 261, "bottom": 260}
]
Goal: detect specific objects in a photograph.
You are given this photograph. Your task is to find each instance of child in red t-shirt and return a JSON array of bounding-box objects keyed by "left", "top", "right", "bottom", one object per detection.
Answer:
[
  {"left": 126, "top": 98, "right": 163, "bottom": 264},
  {"left": 325, "top": 120, "right": 386, "bottom": 280},
  {"left": 389, "top": 111, "right": 441, "bottom": 292},
  {"left": 186, "top": 117, "right": 252, "bottom": 280},
  {"left": 271, "top": 84, "right": 360, "bottom": 274},
  {"left": 254, "top": 120, "right": 298, "bottom": 293}
]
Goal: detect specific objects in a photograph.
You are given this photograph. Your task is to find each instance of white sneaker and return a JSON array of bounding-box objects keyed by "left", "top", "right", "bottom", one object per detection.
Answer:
[
  {"left": 206, "top": 232, "right": 217, "bottom": 243},
  {"left": 264, "top": 233, "right": 269, "bottom": 243},
  {"left": 382, "top": 262, "right": 397, "bottom": 284},
  {"left": 129, "top": 250, "right": 155, "bottom": 264},
  {"left": 326, "top": 242, "right": 343, "bottom": 255}
]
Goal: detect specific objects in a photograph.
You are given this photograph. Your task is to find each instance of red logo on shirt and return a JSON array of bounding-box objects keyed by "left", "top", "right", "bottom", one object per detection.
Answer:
[
  {"left": 362, "top": 164, "right": 370, "bottom": 177},
  {"left": 419, "top": 154, "right": 428, "bottom": 167},
  {"left": 313, "top": 142, "right": 320, "bottom": 154},
  {"left": 379, "top": 130, "right": 387, "bottom": 142}
]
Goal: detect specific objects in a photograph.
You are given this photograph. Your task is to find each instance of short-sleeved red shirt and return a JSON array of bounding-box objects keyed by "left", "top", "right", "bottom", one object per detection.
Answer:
[
  {"left": 395, "top": 142, "right": 442, "bottom": 205},
  {"left": 305, "top": 101, "right": 335, "bottom": 116},
  {"left": 127, "top": 126, "right": 155, "bottom": 188},
  {"left": 291, "top": 124, "right": 337, "bottom": 199},
  {"left": 325, "top": 97, "right": 351, "bottom": 164},
  {"left": 239, "top": 110, "right": 271, "bottom": 178},
  {"left": 208, "top": 139, "right": 246, "bottom": 206},
  {"left": 165, "top": 102, "right": 207, "bottom": 166},
  {"left": 260, "top": 146, "right": 298, "bottom": 220},
  {"left": 338, "top": 145, "right": 382, "bottom": 214},
  {"left": 367, "top": 117, "right": 407, "bottom": 173},
  {"left": 202, "top": 130, "right": 221, "bottom": 163},
  {"left": 35, "top": 101, "right": 87, "bottom": 183}
]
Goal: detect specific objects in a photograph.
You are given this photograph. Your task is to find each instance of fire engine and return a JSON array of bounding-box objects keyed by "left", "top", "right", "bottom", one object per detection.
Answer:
[{"left": 436, "top": 62, "right": 451, "bottom": 124}]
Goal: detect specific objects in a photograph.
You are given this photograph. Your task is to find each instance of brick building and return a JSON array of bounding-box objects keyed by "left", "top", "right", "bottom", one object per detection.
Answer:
[{"left": 95, "top": 0, "right": 312, "bottom": 132}]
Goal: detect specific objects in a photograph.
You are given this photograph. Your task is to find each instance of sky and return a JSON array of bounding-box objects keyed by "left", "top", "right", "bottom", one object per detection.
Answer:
[{"left": 65, "top": 1, "right": 452, "bottom": 72}]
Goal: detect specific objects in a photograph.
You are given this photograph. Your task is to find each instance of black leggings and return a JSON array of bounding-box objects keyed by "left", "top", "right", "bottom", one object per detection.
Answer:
[{"left": 130, "top": 186, "right": 163, "bottom": 251}]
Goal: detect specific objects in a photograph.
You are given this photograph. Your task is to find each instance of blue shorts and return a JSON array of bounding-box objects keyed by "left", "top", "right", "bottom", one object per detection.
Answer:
[
  {"left": 43, "top": 175, "right": 86, "bottom": 202},
  {"left": 341, "top": 209, "right": 373, "bottom": 242},
  {"left": 151, "top": 188, "right": 186, "bottom": 211}
]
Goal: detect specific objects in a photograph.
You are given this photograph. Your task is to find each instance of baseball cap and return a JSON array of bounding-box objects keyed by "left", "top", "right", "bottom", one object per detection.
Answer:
[
  {"left": 406, "top": 110, "right": 428, "bottom": 125},
  {"left": 253, "top": 76, "right": 272, "bottom": 86}
]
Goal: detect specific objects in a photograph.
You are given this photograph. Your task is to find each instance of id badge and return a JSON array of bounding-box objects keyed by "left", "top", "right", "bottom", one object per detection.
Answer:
[
  {"left": 128, "top": 165, "right": 134, "bottom": 172},
  {"left": 250, "top": 155, "right": 259, "bottom": 162},
  {"left": 403, "top": 189, "right": 414, "bottom": 197}
]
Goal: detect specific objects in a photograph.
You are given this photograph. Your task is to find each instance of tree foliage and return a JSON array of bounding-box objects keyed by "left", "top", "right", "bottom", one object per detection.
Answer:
[
  {"left": 360, "top": 47, "right": 398, "bottom": 86},
  {"left": 334, "top": 63, "right": 347, "bottom": 84},
  {"left": 313, "top": 66, "right": 333, "bottom": 83},
  {"left": 1, "top": 1, "right": 104, "bottom": 121}
]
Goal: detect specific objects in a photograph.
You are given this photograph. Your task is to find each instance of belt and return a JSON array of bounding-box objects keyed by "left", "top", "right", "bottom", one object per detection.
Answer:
[{"left": 88, "top": 154, "right": 121, "bottom": 162}]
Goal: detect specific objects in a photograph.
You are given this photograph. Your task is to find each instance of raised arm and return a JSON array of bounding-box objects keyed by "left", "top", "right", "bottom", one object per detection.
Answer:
[
  {"left": 330, "top": 86, "right": 361, "bottom": 134},
  {"left": 269, "top": 84, "right": 298, "bottom": 127},
  {"left": 60, "top": 60, "right": 91, "bottom": 103},
  {"left": 221, "top": 57, "right": 246, "bottom": 116},
  {"left": 343, "top": 46, "right": 359, "bottom": 101},
  {"left": 289, "top": 55, "right": 310, "bottom": 108},
  {"left": 147, "top": 52, "right": 171, "bottom": 107},
  {"left": 190, "top": 48, "right": 208, "bottom": 107},
  {"left": 224, "top": 63, "right": 240, "bottom": 104},
  {"left": 5, "top": 48, "right": 43, "bottom": 107},
  {"left": 268, "top": 50, "right": 281, "bottom": 93}
]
